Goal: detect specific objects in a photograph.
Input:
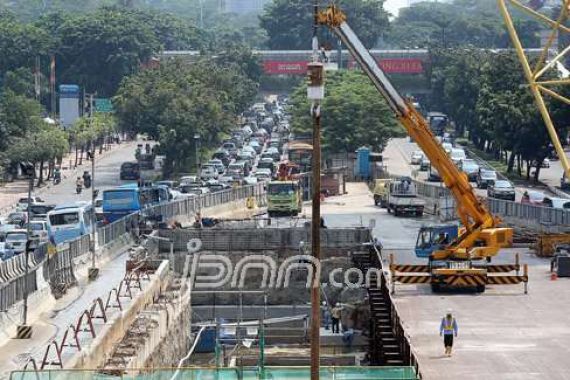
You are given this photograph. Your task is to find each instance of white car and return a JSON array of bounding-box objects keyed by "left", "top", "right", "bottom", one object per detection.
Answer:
[
  {"left": 180, "top": 175, "right": 200, "bottom": 186},
  {"left": 208, "top": 159, "right": 225, "bottom": 174},
  {"left": 254, "top": 171, "right": 272, "bottom": 182},
  {"left": 450, "top": 148, "right": 467, "bottom": 165},
  {"left": 243, "top": 176, "right": 258, "bottom": 185},
  {"left": 16, "top": 197, "right": 44, "bottom": 211},
  {"left": 26, "top": 221, "right": 49, "bottom": 243},
  {"left": 410, "top": 151, "right": 424, "bottom": 165},
  {"left": 242, "top": 146, "right": 256, "bottom": 157},
  {"left": 200, "top": 165, "right": 218, "bottom": 180},
  {"left": 5, "top": 230, "right": 28, "bottom": 255},
  {"left": 442, "top": 142, "right": 453, "bottom": 154}
]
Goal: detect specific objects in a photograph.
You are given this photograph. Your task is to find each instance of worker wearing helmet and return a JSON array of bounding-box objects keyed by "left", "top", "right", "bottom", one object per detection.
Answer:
[{"left": 440, "top": 309, "right": 458, "bottom": 357}]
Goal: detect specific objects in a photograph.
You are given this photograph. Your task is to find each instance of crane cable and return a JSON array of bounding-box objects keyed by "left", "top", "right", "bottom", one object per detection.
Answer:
[{"left": 169, "top": 325, "right": 206, "bottom": 380}]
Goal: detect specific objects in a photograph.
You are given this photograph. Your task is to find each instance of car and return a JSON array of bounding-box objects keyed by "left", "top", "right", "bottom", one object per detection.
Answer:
[
  {"left": 419, "top": 157, "right": 431, "bottom": 172},
  {"left": 120, "top": 162, "right": 140, "bottom": 180},
  {"left": 208, "top": 159, "right": 225, "bottom": 174},
  {"left": 249, "top": 140, "right": 262, "bottom": 155},
  {"left": 218, "top": 175, "right": 234, "bottom": 184},
  {"left": 428, "top": 166, "right": 441, "bottom": 182},
  {"left": 7, "top": 211, "right": 27, "bottom": 227},
  {"left": 487, "top": 180, "right": 516, "bottom": 201},
  {"left": 0, "top": 242, "right": 12, "bottom": 261},
  {"left": 237, "top": 151, "right": 254, "bottom": 166},
  {"left": 5, "top": 230, "right": 28, "bottom": 255},
  {"left": 243, "top": 176, "right": 258, "bottom": 185},
  {"left": 459, "top": 159, "right": 480, "bottom": 181},
  {"left": 211, "top": 149, "right": 231, "bottom": 166},
  {"left": 542, "top": 196, "right": 570, "bottom": 210},
  {"left": 476, "top": 169, "right": 497, "bottom": 189},
  {"left": 521, "top": 190, "right": 545, "bottom": 205},
  {"left": 257, "top": 158, "right": 276, "bottom": 173},
  {"left": 222, "top": 142, "right": 238, "bottom": 156},
  {"left": 16, "top": 197, "right": 44, "bottom": 211},
  {"left": 442, "top": 142, "right": 453, "bottom": 155},
  {"left": 450, "top": 148, "right": 467, "bottom": 165},
  {"left": 28, "top": 203, "right": 56, "bottom": 216},
  {"left": 410, "top": 151, "right": 424, "bottom": 165},
  {"left": 155, "top": 180, "right": 178, "bottom": 189},
  {"left": 242, "top": 125, "right": 253, "bottom": 138},
  {"left": 24, "top": 221, "right": 49, "bottom": 243},
  {"left": 200, "top": 165, "right": 218, "bottom": 180},
  {"left": 242, "top": 146, "right": 256, "bottom": 157}
]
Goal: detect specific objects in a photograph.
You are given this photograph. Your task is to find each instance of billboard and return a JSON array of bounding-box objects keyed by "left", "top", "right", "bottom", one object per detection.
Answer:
[
  {"left": 59, "top": 84, "right": 80, "bottom": 128},
  {"left": 263, "top": 58, "right": 424, "bottom": 75}
]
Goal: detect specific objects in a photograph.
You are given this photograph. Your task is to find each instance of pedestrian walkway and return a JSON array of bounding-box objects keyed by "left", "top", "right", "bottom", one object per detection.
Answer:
[{"left": 0, "top": 250, "right": 129, "bottom": 378}]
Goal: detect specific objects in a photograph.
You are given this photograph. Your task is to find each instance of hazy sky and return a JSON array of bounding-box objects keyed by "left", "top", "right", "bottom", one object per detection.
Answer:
[{"left": 385, "top": 0, "right": 409, "bottom": 16}]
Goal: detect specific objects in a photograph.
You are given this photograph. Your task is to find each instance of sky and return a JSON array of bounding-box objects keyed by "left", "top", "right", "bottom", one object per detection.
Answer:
[{"left": 385, "top": 0, "right": 409, "bottom": 16}]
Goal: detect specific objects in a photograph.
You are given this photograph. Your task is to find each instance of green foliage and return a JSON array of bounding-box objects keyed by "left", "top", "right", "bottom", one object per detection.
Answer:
[
  {"left": 114, "top": 59, "right": 257, "bottom": 176},
  {"left": 260, "top": 0, "right": 390, "bottom": 49},
  {"left": 385, "top": 0, "right": 541, "bottom": 48},
  {"left": 289, "top": 70, "right": 403, "bottom": 153},
  {"left": 428, "top": 48, "right": 568, "bottom": 179}
]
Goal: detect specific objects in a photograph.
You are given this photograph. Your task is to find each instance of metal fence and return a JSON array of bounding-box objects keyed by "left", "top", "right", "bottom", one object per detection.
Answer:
[
  {"left": 487, "top": 198, "right": 570, "bottom": 228},
  {"left": 0, "top": 184, "right": 266, "bottom": 312}
]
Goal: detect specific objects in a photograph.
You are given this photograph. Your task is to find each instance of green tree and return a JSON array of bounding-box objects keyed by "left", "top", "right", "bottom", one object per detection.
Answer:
[
  {"left": 290, "top": 70, "right": 403, "bottom": 153},
  {"left": 260, "top": 0, "right": 390, "bottom": 49},
  {"left": 114, "top": 59, "right": 257, "bottom": 176}
]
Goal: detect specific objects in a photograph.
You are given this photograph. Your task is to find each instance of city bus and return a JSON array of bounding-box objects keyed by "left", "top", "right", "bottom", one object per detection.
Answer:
[
  {"left": 102, "top": 184, "right": 168, "bottom": 223},
  {"left": 47, "top": 202, "right": 95, "bottom": 245}
]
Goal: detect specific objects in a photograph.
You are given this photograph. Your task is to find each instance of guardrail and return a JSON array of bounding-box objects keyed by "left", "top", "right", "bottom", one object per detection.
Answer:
[
  {"left": 0, "top": 184, "right": 266, "bottom": 312},
  {"left": 487, "top": 198, "right": 570, "bottom": 229}
]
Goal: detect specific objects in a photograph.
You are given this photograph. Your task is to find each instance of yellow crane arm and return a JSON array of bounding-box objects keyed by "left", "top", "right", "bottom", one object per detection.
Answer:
[{"left": 317, "top": 5, "right": 512, "bottom": 260}]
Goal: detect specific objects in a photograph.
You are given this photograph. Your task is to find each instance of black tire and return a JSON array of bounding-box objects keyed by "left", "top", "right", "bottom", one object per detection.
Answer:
[
  {"left": 268, "top": 211, "right": 274, "bottom": 218},
  {"left": 387, "top": 206, "right": 392, "bottom": 214},
  {"left": 374, "top": 199, "right": 380, "bottom": 206},
  {"left": 476, "top": 285, "right": 486, "bottom": 293},
  {"left": 394, "top": 208, "right": 400, "bottom": 217},
  {"left": 416, "top": 211, "right": 423, "bottom": 217},
  {"left": 431, "top": 283, "right": 441, "bottom": 293}
]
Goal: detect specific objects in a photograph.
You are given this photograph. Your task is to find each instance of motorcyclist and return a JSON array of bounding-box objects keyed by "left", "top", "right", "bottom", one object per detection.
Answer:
[
  {"left": 76, "top": 177, "right": 83, "bottom": 194},
  {"left": 83, "top": 171, "right": 91, "bottom": 188},
  {"left": 53, "top": 167, "right": 61, "bottom": 184}
]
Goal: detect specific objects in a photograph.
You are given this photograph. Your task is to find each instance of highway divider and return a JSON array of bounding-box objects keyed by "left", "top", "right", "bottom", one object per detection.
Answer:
[{"left": 0, "top": 184, "right": 266, "bottom": 316}]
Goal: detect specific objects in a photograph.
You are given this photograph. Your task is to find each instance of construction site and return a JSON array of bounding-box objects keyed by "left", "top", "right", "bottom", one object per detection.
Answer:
[{"left": 1, "top": 1, "right": 569, "bottom": 380}]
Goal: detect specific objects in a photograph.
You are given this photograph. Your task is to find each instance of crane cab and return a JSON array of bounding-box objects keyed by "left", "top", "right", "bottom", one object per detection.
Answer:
[{"left": 415, "top": 225, "right": 459, "bottom": 258}]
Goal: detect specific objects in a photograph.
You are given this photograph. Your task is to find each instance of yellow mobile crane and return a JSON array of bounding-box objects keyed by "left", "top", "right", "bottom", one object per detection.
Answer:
[{"left": 317, "top": 5, "right": 528, "bottom": 292}]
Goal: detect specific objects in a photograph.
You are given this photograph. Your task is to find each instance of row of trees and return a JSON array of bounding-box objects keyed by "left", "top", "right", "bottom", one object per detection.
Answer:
[
  {"left": 429, "top": 49, "right": 569, "bottom": 180},
  {"left": 114, "top": 58, "right": 258, "bottom": 177},
  {"left": 289, "top": 70, "right": 404, "bottom": 153}
]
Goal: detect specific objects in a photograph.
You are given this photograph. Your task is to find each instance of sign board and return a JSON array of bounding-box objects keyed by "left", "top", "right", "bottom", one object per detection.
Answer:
[
  {"left": 263, "top": 61, "right": 308, "bottom": 75},
  {"left": 59, "top": 84, "right": 80, "bottom": 128},
  {"left": 94, "top": 98, "right": 113, "bottom": 113}
]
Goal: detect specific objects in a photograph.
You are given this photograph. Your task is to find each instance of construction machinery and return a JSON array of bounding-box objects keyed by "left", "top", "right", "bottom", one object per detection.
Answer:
[
  {"left": 317, "top": 5, "right": 527, "bottom": 292},
  {"left": 267, "top": 162, "right": 303, "bottom": 217},
  {"left": 498, "top": 0, "right": 570, "bottom": 261}
]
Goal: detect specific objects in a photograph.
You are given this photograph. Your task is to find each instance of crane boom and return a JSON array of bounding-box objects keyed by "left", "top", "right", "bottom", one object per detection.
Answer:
[{"left": 317, "top": 6, "right": 512, "bottom": 260}]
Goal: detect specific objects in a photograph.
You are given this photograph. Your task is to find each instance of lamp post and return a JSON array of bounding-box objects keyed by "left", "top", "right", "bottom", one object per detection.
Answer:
[{"left": 88, "top": 94, "right": 98, "bottom": 280}]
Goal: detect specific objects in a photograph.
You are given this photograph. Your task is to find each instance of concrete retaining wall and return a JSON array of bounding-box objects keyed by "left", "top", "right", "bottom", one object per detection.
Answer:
[
  {"left": 158, "top": 227, "right": 373, "bottom": 252},
  {"left": 67, "top": 261, "right": 170, "bottom": 369}
]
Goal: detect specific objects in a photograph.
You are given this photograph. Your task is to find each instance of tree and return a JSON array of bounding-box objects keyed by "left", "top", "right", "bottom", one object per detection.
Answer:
[
  {"left": 385, "top": 0, "right": 541, "bottom": 49},
  {"left": 289, "top": 70, "right": 403, "bottom": 153},
  {"left": 114, "top": 59, "right": 258, "bottom": 176},
  {"left": 260, "top": 0, "right": 390, "bottom": 49}
]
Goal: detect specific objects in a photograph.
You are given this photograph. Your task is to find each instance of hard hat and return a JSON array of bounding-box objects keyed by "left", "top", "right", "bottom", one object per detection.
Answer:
[{"left": 446, "top": 308, "right": 452, "bottom": 315}]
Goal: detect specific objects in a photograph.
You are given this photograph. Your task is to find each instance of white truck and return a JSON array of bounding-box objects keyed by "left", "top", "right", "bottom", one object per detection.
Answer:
[{"left": 386, "top": 177, "right": 425, "bottom": 217}]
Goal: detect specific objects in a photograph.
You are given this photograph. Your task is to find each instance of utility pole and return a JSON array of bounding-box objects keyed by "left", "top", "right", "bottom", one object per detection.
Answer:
[
  {"left": 17, "top": 162, "right": 35, "bottom": 339},
  {"left": 308, "top": 2, "right": 324, "bottom": 378},
  {"left": 88, "top": 94, "right": 99, "bottom": 280}
]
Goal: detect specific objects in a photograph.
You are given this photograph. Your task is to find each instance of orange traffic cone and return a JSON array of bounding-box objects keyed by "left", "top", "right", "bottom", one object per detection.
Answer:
[{"left": 551, "top": 272, "right": 558, "bottom": 281}]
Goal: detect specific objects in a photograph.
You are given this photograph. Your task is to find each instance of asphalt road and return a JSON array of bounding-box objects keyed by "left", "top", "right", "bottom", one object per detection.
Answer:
[
  {"left": 40, "top": 141, "right": 139, "bottom": 205},
  {"left": 385, "top": 138, "right": 562, "bottom": 203}
]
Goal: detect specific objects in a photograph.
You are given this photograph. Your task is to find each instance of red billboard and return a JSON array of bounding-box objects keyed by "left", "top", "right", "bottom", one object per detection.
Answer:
[
  {"left": 263, "top": 61, "right": 308, "bottom": 75},
  {"left": 379, "top": 59, "right": 423, "bottom": 74}
]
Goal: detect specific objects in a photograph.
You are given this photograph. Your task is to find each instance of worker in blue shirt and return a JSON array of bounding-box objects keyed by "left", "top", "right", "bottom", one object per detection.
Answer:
[{"left": 439, "top": 309, "right": 458, "bottom": 357}]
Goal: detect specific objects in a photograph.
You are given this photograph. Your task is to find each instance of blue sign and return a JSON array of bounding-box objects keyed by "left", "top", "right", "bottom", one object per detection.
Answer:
[{"left": 59, "top": 85, "right": 80, "bottom": 98}]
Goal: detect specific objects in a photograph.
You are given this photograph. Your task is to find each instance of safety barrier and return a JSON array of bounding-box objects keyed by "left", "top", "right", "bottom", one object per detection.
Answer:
[
  {"left": 487, "top": 198, "right": 570, "bottom": 229},
  {"left": 0, "top": 184, "right": 266, "bottom": 313}
]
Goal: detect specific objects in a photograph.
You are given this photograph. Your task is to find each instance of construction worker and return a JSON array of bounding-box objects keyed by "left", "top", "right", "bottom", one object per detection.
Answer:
[
  {"left": 439, "top": 309, "right": 458, "bottom": 357},
  {"left": 331, "top": 303, "right": 343, "bottom": 334},
  {"left": 322, "top": 301, "right": 331, "bottom": 330}
]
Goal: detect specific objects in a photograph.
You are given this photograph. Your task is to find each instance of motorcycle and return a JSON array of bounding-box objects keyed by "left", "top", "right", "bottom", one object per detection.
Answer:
[
  {"left": 53, "top": 169, "right": 61, "bottom": 185},
  {"left": 76, "top": 186, "right": 82, "bottom": 194}
]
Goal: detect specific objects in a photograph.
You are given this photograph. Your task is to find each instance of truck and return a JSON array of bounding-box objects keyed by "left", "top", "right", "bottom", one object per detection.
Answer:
[
  {"left": 386, "top": 177, "right": 425, "bottom": 217},
  {"left": 317, "top": 5, "right": 523, "bottom": 292},
  {"left": 266, "top": 180, "right": 302, "bottom": 217}
]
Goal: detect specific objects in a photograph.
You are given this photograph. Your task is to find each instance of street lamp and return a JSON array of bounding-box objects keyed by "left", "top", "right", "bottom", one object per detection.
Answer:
[{"left": 194, "top": 134, "right": 201, "bottom": 174}]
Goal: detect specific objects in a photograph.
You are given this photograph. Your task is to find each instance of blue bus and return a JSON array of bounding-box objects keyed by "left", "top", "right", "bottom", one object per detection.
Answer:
[
  {"left": 47, "top": 202, "right": 95, "bottom": 245},
  {"left": 102, "top": 184, "right": 169, "bottom": 223}
]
